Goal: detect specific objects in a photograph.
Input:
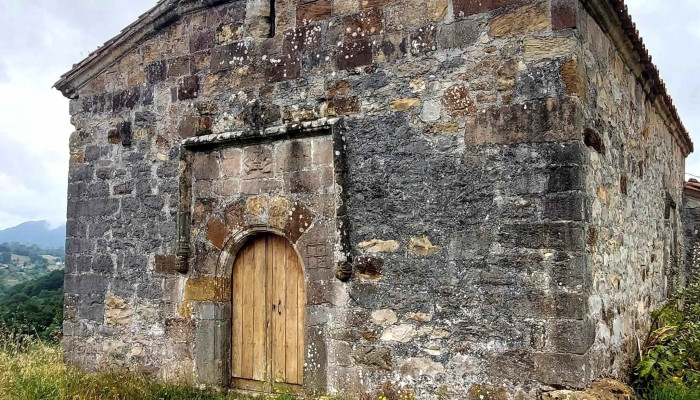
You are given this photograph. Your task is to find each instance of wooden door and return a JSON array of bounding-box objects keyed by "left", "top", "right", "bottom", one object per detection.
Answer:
[{"left": 232, "top": 234, "right": 305, "bottom": 393}]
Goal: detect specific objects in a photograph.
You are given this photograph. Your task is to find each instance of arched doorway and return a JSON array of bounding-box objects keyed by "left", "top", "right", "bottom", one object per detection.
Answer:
[{"left": 231, "top": 233, "right": 306, "bottom": 393}]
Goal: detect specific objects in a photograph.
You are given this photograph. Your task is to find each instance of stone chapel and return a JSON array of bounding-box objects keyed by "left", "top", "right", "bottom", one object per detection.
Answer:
[{"left": 55, "top": 0, "right": 693, "bottom": 397}]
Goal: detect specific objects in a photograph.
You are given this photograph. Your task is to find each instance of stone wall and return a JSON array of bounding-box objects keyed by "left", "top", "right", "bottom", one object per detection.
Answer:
[
  {"left": 576, "top": 2, "right": 687, "bottom": 383},
  {"left": 59, "top": 0, "right": 690, "bottom": 398},
  {"left": 683, "top": 187, "right": 700, "bottom": 286}
]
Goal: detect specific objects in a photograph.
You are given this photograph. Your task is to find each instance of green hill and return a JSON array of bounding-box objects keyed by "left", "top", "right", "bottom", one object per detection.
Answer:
[
  {"left": 0, "top": 242, "right": 65, "bottom": 288},
  {"left": 0, "top": 269, "right": 64, "bottom": 341}
]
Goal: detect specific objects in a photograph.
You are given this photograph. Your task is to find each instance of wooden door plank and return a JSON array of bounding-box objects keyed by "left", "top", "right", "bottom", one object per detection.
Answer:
[
  {"left": 272, "top": 235, "right": 287, "bottom": 383},
  {"left": 285, "top": 241, "right": 299, "bottom": 384},
  {"left": 297, "top": 255, "right": 305, "bottom": 385},
  {"left": 241, "top": 242, "right": 255, "bottom": 379},
  {"left": 265, "top": 235, "right": 274, "bottom": 387},
  {"left": 252, "top": 236, "right": 267, "bottom": 381},
  {"left": 232, "top": 247, "right": 244, "bottom": 378}
]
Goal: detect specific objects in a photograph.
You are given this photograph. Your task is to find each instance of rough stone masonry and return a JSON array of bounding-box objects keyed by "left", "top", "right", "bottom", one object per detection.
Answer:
[{"left": 55, "top": 0, "right": 693, "bottom": 398}]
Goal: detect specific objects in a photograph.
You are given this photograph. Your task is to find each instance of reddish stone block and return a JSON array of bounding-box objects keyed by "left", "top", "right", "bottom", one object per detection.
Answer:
[
  {"left": 210, "top": 41, "right": 251, "bottom": 73},
  {"left": 177, "top": 76, "right": 200, "bottom": 100},
  {"left": 167, "top": 56, "right": 191, "bottom": 77},
  {"left": 190, "top": 30, "right": 215, "bottom": 53},
  {"left": 285, "top": 202, "right": 315, "bottom": 243},
  {"left": 206, "top": 217, "right": 229, "bottom": 250},
  {"left": 328, "top": 96, "right": 360, "bottom": 116},
  {"left": 344, "top": 8, "right": 384, "bottom": 39},
  {"left": 265, "top": 53, "right": 301, "bottom": 83},
  {"left": 283, "top": 24, "right": 323, "bottom": 53},
  {"left": 155, "top": 254, "right": 179, "bottom": 274},
  {"left": 552, "top": 0, "right": 576, "bottom": 30},
  {"left": 337, "top": 38, "right": 373, "bottom": 69},
  {"left": 297, "top": 0, "right": 332, "bottom": 25},
  {"left": 441, "top": 83, "right": 476, "bottom": 116},
  {"left": 453, "top": 0, "right": 523, "bottom": 17}
]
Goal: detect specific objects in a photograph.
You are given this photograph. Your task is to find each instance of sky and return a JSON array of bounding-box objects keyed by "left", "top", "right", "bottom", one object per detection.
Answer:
[{"left": 0, "top": 0, "right": 698, "bottom": 230}]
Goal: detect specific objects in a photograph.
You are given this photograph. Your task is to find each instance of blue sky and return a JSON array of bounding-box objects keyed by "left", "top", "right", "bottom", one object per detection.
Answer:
[{"left": 0, "top": 0, "right": 697, "bottom": 229}]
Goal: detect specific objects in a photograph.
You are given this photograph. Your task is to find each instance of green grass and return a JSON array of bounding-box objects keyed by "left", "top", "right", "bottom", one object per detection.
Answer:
[
  {"left": 0, "top": 334, "right": 304, "bottom": 400},
  {"left": 643, "top": 386, "right": 700, "bottom": 400}
]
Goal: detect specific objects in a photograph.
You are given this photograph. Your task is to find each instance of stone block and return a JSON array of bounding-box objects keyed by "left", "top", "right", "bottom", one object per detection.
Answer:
[
  {"left": 344, "top": 8, "right": 383, "bottom": 39},
  {"left": 155, "top": 254, "right": 179, "bottom": 274},
  {"left": 442, "top": 83, "right": 476, "bottom": 116},
  {"left": 117, "top": 121, "right": 132, "bottom": 146},
  {"left": 146, "top": 61, "right": 167, "bottom": 84},
  {"left": 361, "top": 0, "right": 394, "bottom": 7},
  {"left": 210, "top": 41, "right": 251, "bottom": 73},
  {"left": 453, "top": 0, "right": 524, "bottom": 18},
  {"left": 112, "top": 87, "right": 140, "bottom": 111},
  {"left": 177, "top": 76, "right": 200, "bottom": 100},
  {"left": 543, "top": 192, "right": 585, "bottom": 221},
  {"left": 353, "top": 345, "right": 392, "bottom": 370},
  {"left": 193, "top": 153, "right": 220, "bottom": 180},
  {"left": 167, "top": 56, "right": 191, "bottom": 77},
  {"left": 534, "top": 352, "right": 589, "bottom": 388},
  {"left": 194, "top": 301, "right": 231, "bottom": 321},
  {"left": 489, "top": 1, "right": 549, "bottom": 38},
  {"left": 275, "top": 140, "right": 313, "bottom": 172},
  {"left": 552, "top": 0, "right": 577, "bottom": 30},
  {"left": 184, "top": 277, "right": 231, "bottom": 302},
  {"left": 190, "top": 30, "right": 215, "bottom": 53},
  {"left": 438, "top": 19, "right": 480, "bottom": 49},
  {"left": 265, "top": 52, "right": 301, "bottom": 82},
  {"left": 297, "top": 0, "right": 331, "bottom": 25},
  {"left": 328, "top": 96, "right": 360, "bottom": 116},
  {"left": 285, "top": 202, "right": 315, "bottom": 243},
  {"left": 547, "top": 166, "right": 585, "bottom": 193},
  {"left": 283, "top": 24, "right": 322, "bottom": 53},
  {"left": 465, "top": 98, "right": 581, "bottom": 146},
  {"left": 547, "top": 319, "right": 594, "bottom": 354},
  {"left": 194, "top": 319, "right": 230, "bottom": 385},
  {"left": 524, "top": 36, "right": 577, "bottom": 61},
  {"left": 206, "top": 217, "right": 229, "bottom": 250},
  {"left": 337, "top": 39, "right": 373, "bottom": 70}
]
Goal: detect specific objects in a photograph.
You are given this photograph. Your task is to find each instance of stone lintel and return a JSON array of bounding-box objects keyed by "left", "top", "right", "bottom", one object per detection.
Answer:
[{"left": 181, "top": 117, "right": 341, "bottom": 148}]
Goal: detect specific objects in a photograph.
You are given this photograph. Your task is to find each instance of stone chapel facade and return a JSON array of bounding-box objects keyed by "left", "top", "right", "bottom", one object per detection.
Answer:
[{"left": 56, "top": 0, "right": 692, "bottom": 397}]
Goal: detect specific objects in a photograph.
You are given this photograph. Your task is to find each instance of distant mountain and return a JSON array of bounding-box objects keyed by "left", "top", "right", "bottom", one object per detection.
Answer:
[{"left": 0, "top": 221, "right": 66, "bottom": 249}]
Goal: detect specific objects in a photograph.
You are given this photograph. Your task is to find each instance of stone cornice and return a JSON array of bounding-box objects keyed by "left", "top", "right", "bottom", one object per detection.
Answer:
[
  {"left": 581, "top": 0, "right": 693, "bottom": 156},
  {"left": 53, "top": 0, "right": 237, "bottom": 99}
]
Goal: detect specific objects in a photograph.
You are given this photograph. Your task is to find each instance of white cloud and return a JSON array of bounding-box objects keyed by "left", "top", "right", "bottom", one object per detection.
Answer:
[
  {"left": 0, "top": 0, "right": 155, "bottom": 229},
  {"left": 625, "top": 0, "right": 700, "bottom": 179}
]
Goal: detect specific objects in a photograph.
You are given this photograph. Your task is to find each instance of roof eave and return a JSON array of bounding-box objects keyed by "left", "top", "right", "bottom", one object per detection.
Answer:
[
  {"left": 54, "top": 0, "right": 236, "bottom": 98},
  {"left": 581, "top": 0, "right": 693, "bottom": 156}
]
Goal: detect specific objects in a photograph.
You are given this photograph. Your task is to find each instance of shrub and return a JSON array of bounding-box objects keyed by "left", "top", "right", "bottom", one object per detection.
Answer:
[{"left": 635, "top": 281, "right": 700, "bottom": 393}]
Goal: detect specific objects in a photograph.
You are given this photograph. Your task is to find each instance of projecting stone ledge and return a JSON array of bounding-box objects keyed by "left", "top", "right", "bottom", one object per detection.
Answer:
[{"left": 181, "top": 117, "right": 341, "bottom": 147}]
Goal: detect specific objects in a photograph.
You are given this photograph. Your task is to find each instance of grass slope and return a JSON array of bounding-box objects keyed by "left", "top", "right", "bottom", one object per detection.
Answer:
[{"left": 0, "top": 337, "right": 299, "bottom": 400}]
